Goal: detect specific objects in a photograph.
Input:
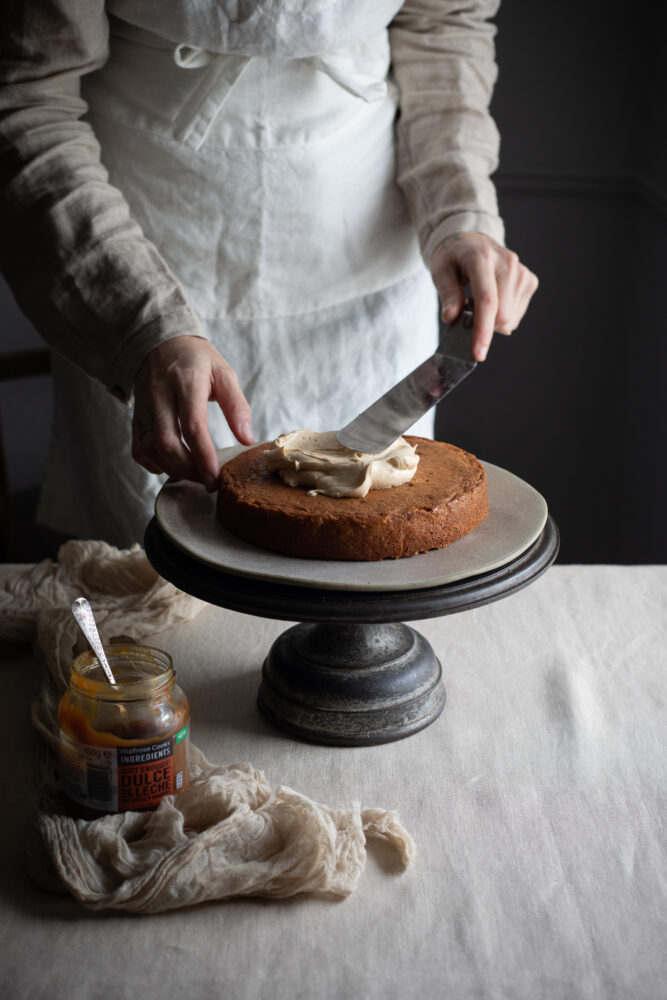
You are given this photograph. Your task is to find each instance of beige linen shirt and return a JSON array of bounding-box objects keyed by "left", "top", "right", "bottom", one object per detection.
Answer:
[{"left": 0, "top": 1, "right": 503, "bottom": 403}]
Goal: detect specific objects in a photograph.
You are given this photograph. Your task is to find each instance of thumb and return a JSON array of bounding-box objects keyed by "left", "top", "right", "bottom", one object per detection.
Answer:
[{"left": 432, "top": 260, "right": 465, "bottom": 323}]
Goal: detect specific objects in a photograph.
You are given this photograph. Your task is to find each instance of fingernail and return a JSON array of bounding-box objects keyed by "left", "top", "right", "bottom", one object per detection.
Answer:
[
  {"left": 240, "top": 421, "right": 254, "bottom": 443},
  {"left": 204, "top": 476, "right": 217, "bottom": 492}
]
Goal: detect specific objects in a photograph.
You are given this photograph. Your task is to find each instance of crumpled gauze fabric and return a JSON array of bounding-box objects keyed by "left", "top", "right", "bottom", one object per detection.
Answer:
[{"left": 0, "top": 540, "right": 415, "bottom": 912}]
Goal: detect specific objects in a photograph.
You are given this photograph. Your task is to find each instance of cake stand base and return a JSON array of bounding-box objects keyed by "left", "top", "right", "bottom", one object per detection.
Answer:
[
  {"left": 144, "top": 515, "right": 558, "bottom": 747},
  {"left": 258, "top": 622, "right": 445, "bottom": 746}
]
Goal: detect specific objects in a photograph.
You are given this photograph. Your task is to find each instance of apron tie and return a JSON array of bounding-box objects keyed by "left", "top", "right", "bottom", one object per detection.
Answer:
[
  {"left": 172, "top": 42, "right": 387, "bottom": 151},
  {"left": 173, "top": 44, "right": 252, "bottom": 150}
]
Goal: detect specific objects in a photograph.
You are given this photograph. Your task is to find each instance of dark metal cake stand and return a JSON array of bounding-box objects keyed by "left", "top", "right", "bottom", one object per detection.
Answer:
[{"left": 144, "top": 515, "right": 559, "bottom": 747}]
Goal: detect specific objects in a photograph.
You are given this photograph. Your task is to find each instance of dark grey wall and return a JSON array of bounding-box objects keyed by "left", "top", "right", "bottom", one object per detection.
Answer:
[{"left": 436, "top": 2, "right": 667, "bottom": 563}]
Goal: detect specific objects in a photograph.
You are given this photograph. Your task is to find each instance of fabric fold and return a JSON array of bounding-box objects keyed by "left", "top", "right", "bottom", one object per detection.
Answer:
[{"left": 2, "top": 540, "right": 415, "bottom": 912}]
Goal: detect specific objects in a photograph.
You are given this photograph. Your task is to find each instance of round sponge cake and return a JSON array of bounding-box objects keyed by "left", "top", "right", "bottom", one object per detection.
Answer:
[{"left": 216, "top": 436, "right": 488, "bottom": 561}]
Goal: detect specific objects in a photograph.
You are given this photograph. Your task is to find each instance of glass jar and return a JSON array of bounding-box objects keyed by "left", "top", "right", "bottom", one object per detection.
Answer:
[{"left": 58, "top": 643, "right": 190, "bottom": 819}]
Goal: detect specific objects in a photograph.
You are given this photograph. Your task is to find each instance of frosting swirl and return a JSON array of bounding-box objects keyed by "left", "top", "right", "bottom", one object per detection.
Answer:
[{"left": 264, "top": 429, "right": 419, "bottom": 498}]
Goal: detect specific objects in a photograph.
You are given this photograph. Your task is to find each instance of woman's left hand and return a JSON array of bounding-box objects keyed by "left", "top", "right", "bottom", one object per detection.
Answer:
[{"left": 429, "top": 232, "right": 539, "bottom": 361}]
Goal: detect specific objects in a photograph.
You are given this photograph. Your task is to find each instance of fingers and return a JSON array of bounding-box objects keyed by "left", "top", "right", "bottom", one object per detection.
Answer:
[
  {"left": 494, "top": 250, "right": 521, "bottom": 336},
  {"left": 132, "top": 336, "right": 254, "bottom": 490},
  {"left": 178, "top": 357, "right": 254, "bottom": 489},
  {"left": 464, "top": 250, "right": 498, "bottom": 362},
  {"left": 132, "top": 389, "right": 199, "bottom": 483},
  {"left": 173, "top": 366, "right": 222, "bottom": 490},
  {"left": 430, "top": 233, "right": 539, "bottom": 362},
  {"left": 210, "top": 360, "right": 254, "bottom": 448},
  {"left": 435, "top": 260, "right": 466, "bottom": 324},
  {"left": 495, "top": 251, "right": 539, "bottom": 338},
  {"left": 518, "top": 266, "right": 540, "bottom": 322}
]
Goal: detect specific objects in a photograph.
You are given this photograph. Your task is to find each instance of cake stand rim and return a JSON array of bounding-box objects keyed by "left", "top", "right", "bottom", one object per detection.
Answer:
[
  {"left": 154, "top": 457, "right": 548, "bottom": 594},
  {"left": 144, "top": 514, "right": 559, "bottom": 624}
]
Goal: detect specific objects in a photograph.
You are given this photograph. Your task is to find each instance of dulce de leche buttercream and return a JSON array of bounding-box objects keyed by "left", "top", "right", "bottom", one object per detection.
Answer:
[{"left": 263, "top": 429, "right": 419, "bottom": 498}]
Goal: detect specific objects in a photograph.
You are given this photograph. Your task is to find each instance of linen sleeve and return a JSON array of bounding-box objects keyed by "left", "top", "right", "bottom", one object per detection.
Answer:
[
  {"left": 0, "top": 0, "right": 204, "bottom": 403},
  {"left": 389, "top": 0, "right": 505, "bottom": 265}
]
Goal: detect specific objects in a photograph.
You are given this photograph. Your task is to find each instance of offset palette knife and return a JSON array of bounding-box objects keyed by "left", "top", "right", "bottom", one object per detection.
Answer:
[{"left": 336, "top": 298, "right": 477, "bottom": 454}]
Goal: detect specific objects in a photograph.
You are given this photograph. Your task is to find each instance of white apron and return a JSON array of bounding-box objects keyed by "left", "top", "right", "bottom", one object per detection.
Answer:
[{"left": 38, "top": 1, "right": 439, "bottom": 546}]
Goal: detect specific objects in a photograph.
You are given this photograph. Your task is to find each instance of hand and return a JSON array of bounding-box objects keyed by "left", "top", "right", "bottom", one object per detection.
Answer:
[
  {"left": 132, "top": 336, "right": 254, "bottom": 491},
  {"left": 429, "top": 232, "right": 539, "bottom": 361}
]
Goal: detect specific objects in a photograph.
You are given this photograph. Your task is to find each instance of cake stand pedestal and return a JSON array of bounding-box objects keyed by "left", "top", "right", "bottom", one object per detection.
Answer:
[{"left": 144, "top": 514, "right": 559, "bottom": 746}]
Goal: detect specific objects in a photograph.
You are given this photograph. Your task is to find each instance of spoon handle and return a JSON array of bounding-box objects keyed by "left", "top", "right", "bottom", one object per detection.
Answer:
[{"left": 71, "top": 597, "right": 117, "bottom": 685}]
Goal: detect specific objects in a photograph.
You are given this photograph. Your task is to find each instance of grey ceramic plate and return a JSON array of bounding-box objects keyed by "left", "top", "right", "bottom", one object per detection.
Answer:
[{"left": 154, "top": 447, "right": 548, "bottom": 592}]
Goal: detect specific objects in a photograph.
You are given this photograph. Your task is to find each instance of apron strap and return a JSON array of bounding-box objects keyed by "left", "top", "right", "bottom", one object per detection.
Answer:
[
  {"left": 173, "top": 45, "right": 252, "bottom": 150},
  {"left": 171, "top": 43, "right": 387, "bottom": 152}
]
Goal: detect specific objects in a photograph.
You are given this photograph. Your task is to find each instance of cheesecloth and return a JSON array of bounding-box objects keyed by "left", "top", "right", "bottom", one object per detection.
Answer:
[{"left": 0, "top": 540, "right": 414, "bottom": 912}]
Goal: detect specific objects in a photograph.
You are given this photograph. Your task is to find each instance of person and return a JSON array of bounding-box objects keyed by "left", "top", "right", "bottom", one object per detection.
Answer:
[{"left": 0, "top": 1, "right": 538, "bottom": 547}]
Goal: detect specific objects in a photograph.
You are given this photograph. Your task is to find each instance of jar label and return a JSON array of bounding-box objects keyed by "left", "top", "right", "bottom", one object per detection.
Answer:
[{"left": 59, "top": 727, "right": 190, "bottom": 813}]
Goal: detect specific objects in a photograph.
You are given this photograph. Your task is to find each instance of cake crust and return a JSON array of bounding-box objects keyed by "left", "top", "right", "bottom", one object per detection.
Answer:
[{"left": 216, "top": 436, "right": 488, "bottom": 561}]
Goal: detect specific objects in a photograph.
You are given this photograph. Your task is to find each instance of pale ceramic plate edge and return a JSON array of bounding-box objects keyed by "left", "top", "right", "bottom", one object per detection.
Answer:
[{"left": 154, "top": 448, "right": 548, "bottom": 592}]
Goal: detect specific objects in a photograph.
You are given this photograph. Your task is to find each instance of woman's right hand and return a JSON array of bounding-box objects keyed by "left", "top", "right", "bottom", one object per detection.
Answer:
[{"left": 132, "top": 336, "right": 254, "bottom": 491}]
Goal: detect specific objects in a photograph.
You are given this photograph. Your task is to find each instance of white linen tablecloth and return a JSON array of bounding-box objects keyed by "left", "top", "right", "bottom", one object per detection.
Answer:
[{"left": 1, "top": 564, "right": 665, "bottom": 1000}]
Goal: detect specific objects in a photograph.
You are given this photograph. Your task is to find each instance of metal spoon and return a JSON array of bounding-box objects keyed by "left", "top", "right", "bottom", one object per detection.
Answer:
[{"left": 71, "top": 597, "right": 117, "bottom": 685}]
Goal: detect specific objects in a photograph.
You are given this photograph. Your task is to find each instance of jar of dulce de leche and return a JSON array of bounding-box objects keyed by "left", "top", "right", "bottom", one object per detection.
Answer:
[{"left": 58, "top": 644, "right": 190, "bottom": 819}]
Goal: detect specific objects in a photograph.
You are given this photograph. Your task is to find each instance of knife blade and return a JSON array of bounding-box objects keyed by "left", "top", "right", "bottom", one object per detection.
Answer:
[{"left": 336, "top": 298, "right": 476, "bottom": 453}]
